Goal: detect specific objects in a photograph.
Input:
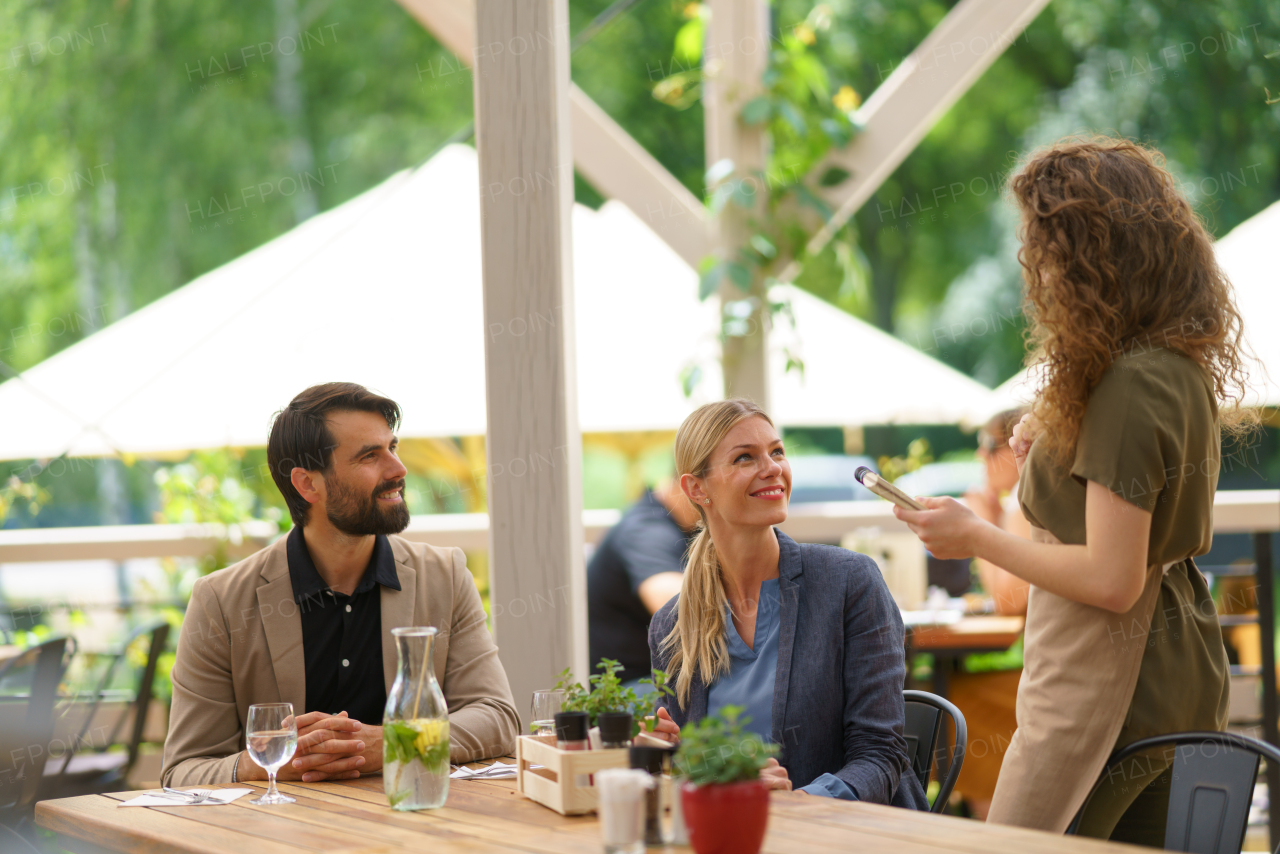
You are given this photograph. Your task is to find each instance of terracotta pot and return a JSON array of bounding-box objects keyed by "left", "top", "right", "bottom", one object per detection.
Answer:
[{"left": 680, "top": 779, "right": 769, "bottom": 854}]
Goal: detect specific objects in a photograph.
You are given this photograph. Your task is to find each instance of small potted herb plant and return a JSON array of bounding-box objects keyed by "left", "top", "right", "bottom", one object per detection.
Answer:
[
  {"left": 675, "top": 706, "right": 776, "bottom": 854},
  {"left": 554, "top": 658, "right": 672, "bottom": 735}
]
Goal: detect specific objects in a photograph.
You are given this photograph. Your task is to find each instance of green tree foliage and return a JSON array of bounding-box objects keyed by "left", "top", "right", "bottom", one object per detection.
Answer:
[
  {"left": 569, "top": 0, "right": 707, "bottom": 196},
  {"left": 0, "top": 0, "right": 472, "bottom": 375},
  {"left": 830, "top": 0, "right": 1279, "bottom": 384},
  {"left": 1, "top": 0, "right": 1277, "bottom": 530}
]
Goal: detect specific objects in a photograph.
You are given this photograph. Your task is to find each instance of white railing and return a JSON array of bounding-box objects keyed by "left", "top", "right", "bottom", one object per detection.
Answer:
[{"left": 0, "top": 491, "right": 1275, "bottom": 563}]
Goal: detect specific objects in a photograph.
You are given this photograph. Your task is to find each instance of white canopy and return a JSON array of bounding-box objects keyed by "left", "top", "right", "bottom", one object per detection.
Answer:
[
  {"left": 958, "top": 366, "right": 1038, "bottom": 429},
  {"left": 1215, "top": 198, "right": 1280, "bottom": 409},
  {"left": 0, "top": 145, "right": 996, "bottom": 461}
]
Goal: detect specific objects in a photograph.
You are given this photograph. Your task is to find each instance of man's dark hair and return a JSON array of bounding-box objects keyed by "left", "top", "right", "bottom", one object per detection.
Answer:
[{"left": 267, "top": 383, "right": 402, "bottom": 528}]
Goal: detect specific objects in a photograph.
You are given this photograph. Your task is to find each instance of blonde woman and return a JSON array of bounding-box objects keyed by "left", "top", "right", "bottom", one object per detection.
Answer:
[{"left": 647, "top": 399, "right": 927, "bottom": 808}]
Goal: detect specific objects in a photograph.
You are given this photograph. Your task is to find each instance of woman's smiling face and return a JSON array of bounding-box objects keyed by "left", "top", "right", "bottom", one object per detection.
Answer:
[{"left": 683, "top": 415, "right": 791, "bottom": 530}]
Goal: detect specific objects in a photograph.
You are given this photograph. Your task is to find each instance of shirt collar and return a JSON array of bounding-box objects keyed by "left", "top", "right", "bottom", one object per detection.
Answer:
[{"left": 286, "top": 526, "right": 402, "bottom": 603}]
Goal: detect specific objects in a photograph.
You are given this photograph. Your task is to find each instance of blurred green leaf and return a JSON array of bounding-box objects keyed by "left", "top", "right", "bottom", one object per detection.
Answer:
[
  {"left": 817, "top": 165, "right": 851, "bottom": 187},
  {"left": 741, "top": 96, "right": 773, "bottom": 125},
  {"left": 698, "top": 262, "right": 724, "bottom": 299},
  {"left": 652, "top": 69, "right": 703, "bottom": 110},
  {"left": 750, "top": 234, "right": 777, "bottom": 258},
  {"left": 775, "top": 100, "right": 808, "bottom": 136},
  {"left": 725, "top": 261, "right": 752, "bottom": 291}
]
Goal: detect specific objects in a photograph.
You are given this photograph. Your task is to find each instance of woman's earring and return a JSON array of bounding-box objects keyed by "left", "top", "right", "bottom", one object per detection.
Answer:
[{"left": 703, "top": 499, "right": 711, "bottom": 505}]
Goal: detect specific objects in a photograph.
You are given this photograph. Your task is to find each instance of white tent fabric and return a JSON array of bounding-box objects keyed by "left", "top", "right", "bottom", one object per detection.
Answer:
[
  {"left": 0, "top": 145, "right": 996, "bottom": 460},
  {"left": 1215, "top": 198, "right": 1280, "bottom": 409},
  {"left": 958, "top": 365, "right": 1038, "bottom": 429},
  {"left": 762, "top": 286, "right": 1000, "bottom": 426}
]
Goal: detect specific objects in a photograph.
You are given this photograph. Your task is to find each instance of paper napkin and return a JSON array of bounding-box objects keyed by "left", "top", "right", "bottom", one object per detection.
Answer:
[{"left": 118, "top": 788, "right": 254, "bottom": 807}]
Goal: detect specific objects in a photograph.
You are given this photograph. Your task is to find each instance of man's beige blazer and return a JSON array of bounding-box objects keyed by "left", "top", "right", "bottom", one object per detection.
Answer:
[{"left": 161, "top": 534, "right": 519, "bottom": 786}]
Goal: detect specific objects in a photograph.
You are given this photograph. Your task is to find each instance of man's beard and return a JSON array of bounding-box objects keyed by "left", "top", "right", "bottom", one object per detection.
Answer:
[{"left": 325, "top": 474, "right": 410, "bottom": 536}]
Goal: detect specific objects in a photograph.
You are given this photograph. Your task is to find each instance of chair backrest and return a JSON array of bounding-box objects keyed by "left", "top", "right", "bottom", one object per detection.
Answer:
[
  {"left": 1069, "top": 731, "right": 1278, "bottom": 853},
  {"left": 0, "top": 636, "right": 73, "bottom": 812},
  {"left": 902, "top": 689, "right": 967, "bottom": 813},
  {"left": 124, "top": 621, "right": 170, "bottom": 768},
  {"left": 46, "top": 620, "right": 170, "bottom": 781}
]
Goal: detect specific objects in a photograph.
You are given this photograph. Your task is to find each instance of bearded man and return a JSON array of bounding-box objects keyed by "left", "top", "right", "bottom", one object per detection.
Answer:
[{"left": 162, "top": 383, "right": 518, "bottom": 786}]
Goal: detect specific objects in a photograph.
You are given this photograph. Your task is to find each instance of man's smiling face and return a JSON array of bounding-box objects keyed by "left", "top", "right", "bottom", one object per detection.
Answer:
[{"left": 315, "top": 409, "right": 410, "bottom": 536}]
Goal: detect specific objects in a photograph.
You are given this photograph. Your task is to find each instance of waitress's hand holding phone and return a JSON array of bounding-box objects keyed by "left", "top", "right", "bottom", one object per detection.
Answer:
[
  {"left": 892, "top": 496, "right": 985, "bottom": 561},
  {"left": 855, "top": 466, "right": 986, "bottom": 559}
]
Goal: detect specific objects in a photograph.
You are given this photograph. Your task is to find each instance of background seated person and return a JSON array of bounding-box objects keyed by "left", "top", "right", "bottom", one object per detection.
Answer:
[
  {"left": 965, "top": 409, "right": 1033, "bottom": 616},
  {"left": 162, "top": 383, "right": 520, "bottom": 787},
  {"left": 647, "top": 399, "right": 928, "bottom": 809},
  {"left": 588, "top": 478, "right": 698, "bottom": 692},
  {"left": 950, "top": 408, "right": 1032, "bottom": 818}
]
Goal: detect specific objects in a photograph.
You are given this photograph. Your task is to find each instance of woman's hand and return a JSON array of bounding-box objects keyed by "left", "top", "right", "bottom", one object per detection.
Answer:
[
  {"left": 1009, "top": 413, "right": 1039, "bottom": 474},
  {"left": 893, "top": 496, "right": 987, "bottom": 560},
  {"left": 646, "top": 706, "right": 681, "bottom": 744},
  {"left": 760, "top": 758, "right": 792, "bottom": 791}
]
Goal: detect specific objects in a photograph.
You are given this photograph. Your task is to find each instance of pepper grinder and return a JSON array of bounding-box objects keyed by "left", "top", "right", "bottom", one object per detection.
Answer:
[
  {"left": 628, "top": 745, "right": 673, "bottom": 846},
  {"left": 598, "top": 712, "right": 634, "bottom": 750}
]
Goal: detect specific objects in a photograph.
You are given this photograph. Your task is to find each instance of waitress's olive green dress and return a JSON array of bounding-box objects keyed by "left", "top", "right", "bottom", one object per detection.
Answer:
[{"left": 986, "top": 347, "right": 1229, "bottom": 834}]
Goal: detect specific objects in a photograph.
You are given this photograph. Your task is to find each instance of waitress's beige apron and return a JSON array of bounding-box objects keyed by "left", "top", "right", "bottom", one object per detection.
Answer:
[{"left": 986, "top": 526, "right": 1177, "bottom": 832}]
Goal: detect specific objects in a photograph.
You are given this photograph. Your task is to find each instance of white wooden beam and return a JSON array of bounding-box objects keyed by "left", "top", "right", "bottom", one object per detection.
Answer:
[
  {"left": 397, "top": 0, "right": 474, "bottom": 58},
  {"left": 569, "top": 92, "right": 709, "bottom": 268},
  {"left": 396, "top": 0, "right": 711, "bottom": 268},
  {"left": 0, "top": 511, "right": 620, "bottom": 563},
  {"left": 0, "top": 521, "right": 278, "bottom": 563},
  {"left": 473, "top": 0, "right": 588, "bottom": 712},
  {"left": 704, "top": 0, "right": 772, "bottom": 407},
  {"left": 807, "top": 0, "right": 1052, "bottom": 253}
]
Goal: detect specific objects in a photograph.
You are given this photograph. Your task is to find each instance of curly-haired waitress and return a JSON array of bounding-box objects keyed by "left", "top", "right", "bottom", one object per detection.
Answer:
[{"left": 893, "top": 137, "right": 1258, "bottom": 839}]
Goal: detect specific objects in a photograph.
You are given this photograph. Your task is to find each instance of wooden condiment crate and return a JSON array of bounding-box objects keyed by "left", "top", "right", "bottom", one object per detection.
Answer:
[{"left": 515, "top": 734, "right": 630, "bottom": 815}]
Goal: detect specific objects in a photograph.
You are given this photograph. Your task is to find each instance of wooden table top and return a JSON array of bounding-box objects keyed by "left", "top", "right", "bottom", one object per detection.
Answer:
[
  {"left": 37, "top": 760, "right": 1144, "bottom": 854},
  {"left": 909, "top": 615, "right": 1025, "bottom": 652}
]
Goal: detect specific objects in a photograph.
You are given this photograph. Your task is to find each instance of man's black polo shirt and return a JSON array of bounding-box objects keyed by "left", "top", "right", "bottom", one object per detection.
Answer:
[{"left": 287, "top": 527, "right": 401, "bottom": 725}]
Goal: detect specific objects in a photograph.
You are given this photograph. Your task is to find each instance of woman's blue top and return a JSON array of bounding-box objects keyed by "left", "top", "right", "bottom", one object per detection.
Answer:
[{"left": 706, "top": 578, "right": 856, "bottom": 801}]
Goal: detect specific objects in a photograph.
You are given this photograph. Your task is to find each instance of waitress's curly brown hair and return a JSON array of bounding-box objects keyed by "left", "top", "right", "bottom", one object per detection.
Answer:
[{"left": 1009, "top": 136, "right": 1260, "bottom": 466}]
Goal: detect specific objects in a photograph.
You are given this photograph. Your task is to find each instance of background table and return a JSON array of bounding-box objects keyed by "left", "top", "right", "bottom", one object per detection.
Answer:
[
  {"left": 907, "top": 615, "right": 1025, "bottom": 698},
  {"left": 37, "top": 762, "right": 1146, "bottom": 854}
]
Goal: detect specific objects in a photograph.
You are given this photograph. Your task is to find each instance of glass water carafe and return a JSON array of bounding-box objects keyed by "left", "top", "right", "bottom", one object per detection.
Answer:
[{"left": 383, "top": 626, "right": 450, "bottom": 810}]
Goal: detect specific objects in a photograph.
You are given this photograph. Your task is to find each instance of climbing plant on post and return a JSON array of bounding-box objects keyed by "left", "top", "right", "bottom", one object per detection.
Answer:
[{"left": 655, "top": 2, "right": 865, "bottom": 400}]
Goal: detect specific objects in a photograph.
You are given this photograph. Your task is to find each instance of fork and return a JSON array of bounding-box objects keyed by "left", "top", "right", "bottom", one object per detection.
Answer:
[{"left": 155, "top": 787, "right": 215, "bottom": 805}]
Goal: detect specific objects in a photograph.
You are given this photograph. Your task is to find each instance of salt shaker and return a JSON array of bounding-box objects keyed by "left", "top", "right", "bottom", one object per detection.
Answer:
[
  {"left": 596, "top": 768, "right": 651, "bottom": 854},
  {"left": 668, "top": 773, "right": 689, "bottom": 845}
]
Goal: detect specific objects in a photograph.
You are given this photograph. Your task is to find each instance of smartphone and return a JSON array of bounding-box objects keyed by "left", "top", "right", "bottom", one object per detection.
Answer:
[{"left": 854, "top": 466, "right": 926, "bottom": 511}]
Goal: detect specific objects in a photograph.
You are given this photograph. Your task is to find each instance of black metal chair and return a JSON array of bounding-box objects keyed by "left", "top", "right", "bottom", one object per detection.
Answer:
[
  {"left": 39, "top": 620, "right": 170, "bottom": 798},
  {"left": 903, "top": 689, "right": 966, "bottom": 813},
  {"left": 0, "top": 636, "right": 74, "bottom": 825},
  {"left": 1067, "top": 731, "right": 1279, "bottom": 851}
]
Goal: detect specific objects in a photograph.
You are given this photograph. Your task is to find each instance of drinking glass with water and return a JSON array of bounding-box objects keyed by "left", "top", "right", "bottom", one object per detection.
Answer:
[
  {"left": 247, "top": 702, "right": 298, "bottom": 805},
  {"left": 530, "top": 689, "right": 564, "bottom": 736}
]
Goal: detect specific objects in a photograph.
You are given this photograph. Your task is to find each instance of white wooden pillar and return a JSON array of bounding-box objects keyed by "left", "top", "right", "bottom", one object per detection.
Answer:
[
  {"left": 473, "top": 0, "right": 587, "bottom": 722},
  {"left": 704, "top": 0, "right": 771, "bottom": 408}
]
